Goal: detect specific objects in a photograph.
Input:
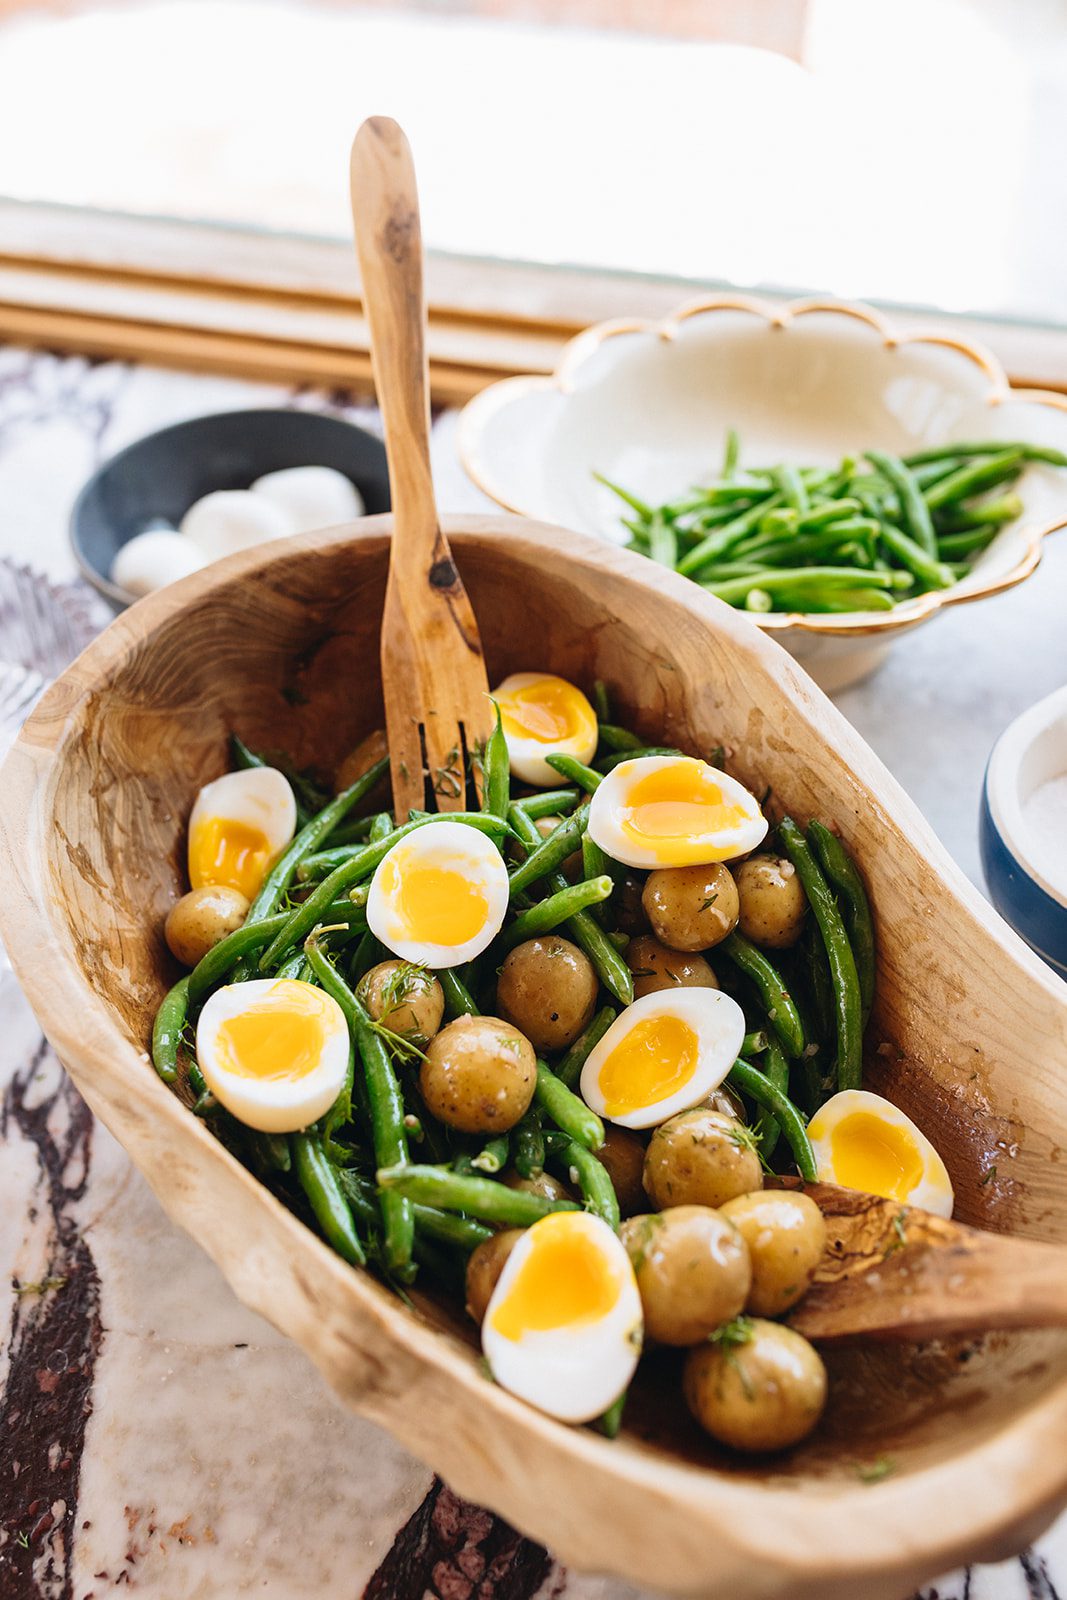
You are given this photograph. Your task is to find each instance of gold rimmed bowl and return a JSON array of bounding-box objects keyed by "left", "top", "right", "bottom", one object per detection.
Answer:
[{"left": 459, "top": 297, "right": 1067, "bottom": 692}]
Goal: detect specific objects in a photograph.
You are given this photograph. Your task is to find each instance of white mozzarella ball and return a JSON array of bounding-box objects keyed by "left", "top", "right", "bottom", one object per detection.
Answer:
[
  {"left": 111, "top": 529, "right": 205, "bottom": 597},
  {"left": 251, "top": 465, "right": 365, "bottom": 532},
  {"left": 180, "top": 490, "right": 294, "bottom": 560}
]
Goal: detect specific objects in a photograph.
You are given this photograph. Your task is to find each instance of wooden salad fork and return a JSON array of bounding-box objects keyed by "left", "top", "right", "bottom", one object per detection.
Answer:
[
  {"left": 350, "top": 117, "right": 493, "bottom": 820},
  {"left": 785, "top": 1181, "right": 1067, "bottom": 1342}
]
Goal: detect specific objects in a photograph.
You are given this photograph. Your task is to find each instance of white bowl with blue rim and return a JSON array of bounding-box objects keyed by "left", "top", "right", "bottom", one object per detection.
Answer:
[{"left": 980, "top": 684, "right": 1067, "bottom": 980}]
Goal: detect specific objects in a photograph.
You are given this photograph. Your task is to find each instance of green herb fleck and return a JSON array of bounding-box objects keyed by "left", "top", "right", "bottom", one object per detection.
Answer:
[
  {"left": 980, "top": 1165, "right": 997, "bottom": 1187},
  {"left": 14, "top": 1275, "right": 68, "bottom": 1297},
  {"left": 857, "top": 1455, "right": 896, "bottom": 1484}
]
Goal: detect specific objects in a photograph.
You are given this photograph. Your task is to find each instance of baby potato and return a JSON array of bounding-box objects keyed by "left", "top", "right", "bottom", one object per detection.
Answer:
[
  {"left": 625, "top": 934, "right": 719, "bottom": 1000},
  {"left": 164, "top": 885, "right": 249, "bottom": 967},
  {"left": 644, "top": 1110, "right": 762, "bottom": 1211},
  {"left": 734, "top": 855, "right": 807, "bottom": 949},
  {"left": 496, "top": 935, "right": 597, "bottom": 1052},
  {"left": 641, "top": 864, "right": 739, "bottom": 952},
  {"left": 465, "top": 1228, "right": 522, "bottom": 1322},
  {"left": 333, "top": 727, "right": 391, "bottom": 809},
  {"left": 719, "top": 1191, "right": 827, "bottom": 1317},
  {"left": 420, "top": 1015, "right": 536, "bottom": 1133},
  {"left": 702, "top": 1083, "right": 746, "bottom": 1121},
  {"left": 502, "top": 1168, "right": 574, "bottom": 1203},
  {"left": 597, "top": 1126, "right": 649, "bottom": 1218},
  {"left": 620, "top": 1207, "right": 751, "bottom": 1345},
  {"left": 683, "top": 1319, "right": 827, "bottom": 1452},
  {"left": 358, "top": 959, "right": 444, "bottom": 1046}
]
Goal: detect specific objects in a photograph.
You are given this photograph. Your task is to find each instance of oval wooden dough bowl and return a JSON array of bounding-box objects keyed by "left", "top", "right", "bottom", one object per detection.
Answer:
[{"left": 3, "top": 515, "right": 1067, "bottom": 1600}]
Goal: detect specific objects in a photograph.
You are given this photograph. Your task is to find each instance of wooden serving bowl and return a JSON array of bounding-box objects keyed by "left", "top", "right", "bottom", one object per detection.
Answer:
[{"left": 4, "top": 515, "right": 1067, "bottom": 1600}]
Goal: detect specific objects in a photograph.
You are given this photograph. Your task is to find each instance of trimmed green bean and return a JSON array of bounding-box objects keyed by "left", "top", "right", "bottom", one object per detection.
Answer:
[
  {"left": 544, "top": 754, "right": 602, "bottom": 793},
  {"left": 677, "top": 495, "right": 784, "bottom": 576},
  {"left": 864, "top": 450, "right": 937, "bottom": 556},
  {"left": 722, "top": 427, "right": 740, "bottom": 479},
  {"left": 377, "top": 1163, "right": 579, "bottom": 1224},
  {"left": 923, "top": 448, "right": 1023, "bottom": 510},
  {"left": 152, "top": 976, "right": 190, "bottom": 1083},
  {"left": 514, "top": 1108, "right": 546, "bottom": 1176},
  {"left": 413, "top": 1205, "right": 492, "bottom": 1252},
  {"left": 508, "top": 805, "right": 590, "bottom": 894},
  {"left": 292, "top": 1133, "right": 366, "bottom": 1265},
  {"left": 779, "top": 817, "right": 863, "bottom": 1093},
  {"left": 513, "top": 787, "right": 582, "bottom": 819},
  {"left": 482, "top": 701, "right": 511, "bottom": 821},
  {"left": 439, "top": 968, "right": 480, "bottom": 1018},
  {"left": 720, "top": 933, "right": 805, "bottom": 1058},
  {"left": 936, "top": 527, "right": 999, "bottom": 559},
  {"left": 703, "top": 567, "right": 898, "bottom": 606},
  {"left": 742, "top": 1029, "right": 769, "bottom": 1058},
  {"left": 807, "top": 820, "right": 875, "bottom": 1022},
  {"left": 771, "top": 463, "right": 810, "bottom": 515},
  {"left": 535, "top": 1060, "right": 605, "bottom": 1151},
  {"left": 648, "top": 512, "right": 678, "bottom": 568},
  {"left": 593, "top": 679, "right": 611, "bottom": 722},
  {"left": 551, "top": 1137, "right": 620, "bottom": 1229},
  {"left": 597, "top": 723, "right": 644, "bottom": 753},
  {"left": 471, "top": 1134, "right": 510, "bottom": 1174},
  {"left": 594, "top": 472, "right": 654, "bottom": 520},
  {"left": 556, "top": 1005, "right": 617, "bottom": 1089},
  {"left": 756, "top": 1035, "right": 789, "bottom": 1162},
  {"left": 726, "top": 1059, "right": 816, "bottom": 1182},
  {"left": 597, "top": 1393, "right": 627, "bottom": 1438},
  {"left": 873, "top": 520, "right": 955, "bottom": 590},
  {"left": 936, "top": 492, "right": 1023, "bottom": 530},
  {"left": 904, "top": 439, "right": 1067, "bottom": 468},
  {"left": 502, "top": 876, "right": 613, "bottom": 949},
  {"left": 188, "top": 901, "right": 364, "bottom": 1003}
]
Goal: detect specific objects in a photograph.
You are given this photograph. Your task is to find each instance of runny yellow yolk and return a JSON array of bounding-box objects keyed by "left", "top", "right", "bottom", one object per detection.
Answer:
[
  {"left": 189, "top": 816, "right": 273, "bottom": 899},
  {"left": 383, "top": 854, "right": 488, "bottom": 946},
  {"left": 619, "top": 760, "right": 749, "bottom": 864},
  {"left": 215, "top": 981, "right": 330, "bottom": 1082},
  {"left": 829, "top": 1112, "right": 925, "bottom": 1202},
  {"left": 490, "top": 1214, "right": 620, "bottom": 1341},
  {"left": 598, "top": 1013, "right": 699, "bottom": 1117},
  {"left": 499, "top": 678, "right": 590, "bottom": 745}
]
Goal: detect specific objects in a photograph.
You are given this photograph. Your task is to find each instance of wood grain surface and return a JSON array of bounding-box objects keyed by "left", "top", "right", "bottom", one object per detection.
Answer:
[{"left": 2, "top": 514, "right": 1067, "bottom": 1600}]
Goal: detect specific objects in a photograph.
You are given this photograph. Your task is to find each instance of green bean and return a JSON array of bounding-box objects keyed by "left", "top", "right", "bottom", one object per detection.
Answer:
[
  {"left": 556, "top": 1005, "right": 618, "bottom": 1089},
  {"left": 251, "top": 1130, "right": 292, "bottom": 1173},
  {"left": 722, "top": 427, "right": 740, "bottom": 478},
  {"left": 594, "top": 472, "right": 655, "bottom": 520},
  {"left": 246, "top": 756, "right": 390, "bottom": 924},
  {"left": 536, "top": 1060, "right": 604, "bottom": 1150},
  {"left": 864, "top": 450, "right": 937, "bottom": 556},
  {"left": 597, "top": 723, "right": 644, "bottom": 753},
  {"left": 779, "top": 817, "right": 863, "bottom": 1093},
  {"left": 594, "top": 745, "right": 683, "bottom": 773},
  {"left": 471, "top": 1134, "right": 510, "bottom": 1174},
  {"left": 508, "top": 808, "right": 633, "bottom": 1005},
  {"left": 755, "top": 1036, "right": 789, "bottom": 1162},
  {"left": 544, "top": 754, "right": 602, "bottom": 793},
  {"left": 648, "top": 512, "right": 678, "bottom": 568},
  {"left": 292, "top": 1133, "right": 366, "bottom": 1265},
  {"left": 771, "top": 463, "right": 810, "bottom": 515},
  {"left": 508, "top": 805, "right": 590, "bottom": 894},
  {"left": 298, "top": 810, "right": 507, "bottom": 883},
  {"left": 482, "top": 701, "right": 511, "bottom": 821},
  {"left": 936, "top": 492, "right": 1023, "bottom": 530},
  {"left": 904, "top": 439, "right": 1067, "bottom": 469},
  {"left": 720, "top": 933, "right": 805, "bottom": 1058},
  {"left": 413, "top": 1205, "right": 492, "bottom": 1252},
  {"left": 923, "top": 449, "right": 1023, "bottom": 510},
  {"left": 597, "top": 1393, "right": 627, "bottom": 1438},
  {"left": 936, "top": 527, "right": 999, "bottom": 560},
  {"left": 593, "top": 679, "right": 611, "bottom": 722},
  {"left": 513, "top": 1107, "right": 545, "bottom": 1176},
  {"left": 377, "top": 1163, "right": 579, "bottom": 1224},
  {"left": 187, "top": 900, "right": 364, "bottom": 1003},
  {"left": 263, "top": 813, "right": 507, "bottom": 963},
  {"left": 439, "top": 968, "right": 479, "bottom": 1018},
  {"left": 676, "top": 495, "right": 784, "bottom": 576},
  {"left": 512, "top": 787, "right": 582, "bottom": 819},
  {"left": 726, "top": 1060, "right": 816, "bottom": 1182},
  {"left": 798, "top": 920, "right": 834, "bottom": 1048},
  {"left": 324, "top": 814, "right": 377, "bottom": 848},
  {"left": 502, "top": 877, "right": 613, "bottom": 949},
  {"left": 703, "top": 567, "right": 897, "bottom": 605},
  {"left": 742, "top": 1029, "right": 769, "bottom": 1057},
  {"left": 368, "top": 811, "right": 395, "bottom": 843},
  {"left": 152, "top": 976, "right": 190, "bottom": 1083},
  {"left": 275, "top": 952, "right": 310, "bottom": 981},
  {"left": 550, "top": 1138, "right": 619, "bottom": 1229},
  {"left": 581, "top": 834, "right": 611, "bottom": 901},
  {"left": 873, "top": 520, "right": 955, "bottom": 590},
  {"left": 807, "top": 820, "right": 876, "bottom": 1022}
]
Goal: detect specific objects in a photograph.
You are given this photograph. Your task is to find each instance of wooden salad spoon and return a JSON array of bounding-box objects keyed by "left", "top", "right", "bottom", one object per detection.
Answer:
[
  {"left": 350, "top": 117, "right": 493, "bottom": 820},
  {"left": 784, "top": 1181, "right": 1067, "bottom": 1342}
]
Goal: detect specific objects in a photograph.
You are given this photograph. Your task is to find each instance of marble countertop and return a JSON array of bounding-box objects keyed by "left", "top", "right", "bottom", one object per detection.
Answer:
[{"left": 1, "top": 344, "right": 1065, "bottom": 1600}]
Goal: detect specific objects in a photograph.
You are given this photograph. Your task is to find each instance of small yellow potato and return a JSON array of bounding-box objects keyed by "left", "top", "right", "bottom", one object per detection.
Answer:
[
  {"left": 734, "top": 855, "right": 807, "bottom": 949},
  {"left": 496, "top": 935, "right": 598, "bottom": 1052},
  {"left": 419, "top": 1015, "right": 536, "bottom": 1133},
  {"left": 641, "top": 863, "right": 739, "bottom": 952},
  {"left": 643, "top": 1109, "right": 762, "bottom": 1211},
  {"left": 465, "top": 1229, "right": 523, "bottom": 1323},
  {"left": 625, "top": 933, "right": 719, "bottom": 1000},
  {"left": 502, "top": 1168, "right": 574, "bottom": 1203},
  {"left": 620, "top": 1207, "right": 751, "bottom": 1345},
  {"left": 719, "top": 1190, "right": 827, "bottom": 1316},
  {"left": 358, "top": 959, "right": 445, "bottom": 1046},
  {"left": 683, "top": 1319, "right": 827, "bottom": 1452},
  {"left": 164, "top": 885, "right": 249, "bottom": 968},
  {"left": 597, "top": 1126, "right": 649, "bottom": 1218}
]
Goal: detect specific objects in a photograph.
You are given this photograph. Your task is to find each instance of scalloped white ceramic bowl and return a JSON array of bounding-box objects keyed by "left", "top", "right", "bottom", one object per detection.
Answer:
[{"left": 460, "top": 297, "right": 1067, "bottom": 692}]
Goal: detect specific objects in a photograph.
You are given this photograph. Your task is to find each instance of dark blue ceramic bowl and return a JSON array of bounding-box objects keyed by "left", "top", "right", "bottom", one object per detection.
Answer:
[
  {"left": 71, "top": 408, "right": 390, "bottom": 609},
  {"left": 980, "top": 684, "right": 1067, "bottom": 982}
]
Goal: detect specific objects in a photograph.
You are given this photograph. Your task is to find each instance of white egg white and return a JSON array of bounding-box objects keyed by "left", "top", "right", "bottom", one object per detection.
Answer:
[
  {"left": 110, "top": 528, "right": 206, "bottom": 597},
  {"left": 196, "top": 978, "right": 349, "bottom": 1133},
  {"left": 251, "top": 466, "right": 365, "bottom": 532},
  {"left": 180, "top": 489, "right": 293, "bottom": 560},
  {"left": 586, "top": 754, "right": 767, "bottom": 869},
  {"left": 482, "top": 1213, "right": 642, "bottom": 1424},
  {"left": 366, "top": 819, "right": 509, "bottom": 969},
  {"left": 188, "top": 767, "right": 297, "bottom": 894},
  {"left": 491, "top": 672, "right": 599, "bottom": 787},
  {"left": 807, "top": 1089, "right": 955, "bottom": 1219},
  {"left": 580, "top": 987, "right": 746, "bottom": 1130}
]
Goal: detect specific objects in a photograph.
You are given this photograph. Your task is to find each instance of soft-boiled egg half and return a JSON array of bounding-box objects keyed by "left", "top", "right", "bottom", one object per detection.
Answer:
[
  {"left": 188, "top": 767, "right": 297, "bottom": 901},
  {"left": 807, "top": 1089, "right": 954, "bottom": 1219},
  {"left": 482, "top": 1211, "right": 642, "bottom": 1423},
  {"left": 491, "top": 672, "right": 598, "bottom": 787},
  {"left": 196, "top": 978, "right": 349, "bottom": 1133},
  {"left": 367, "top": 819, "right": 509, "bottom": 969},
  {"left": 587, "top": 754, "right": 767, "bottom": 870},
  {"left": 580, "top": 987, "right": 745, "bottom": 1129}
]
